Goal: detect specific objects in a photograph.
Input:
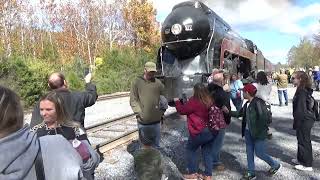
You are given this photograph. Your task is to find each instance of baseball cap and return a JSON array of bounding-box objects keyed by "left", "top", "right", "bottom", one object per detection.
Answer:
[
  {"left": 243, "top": 83, "right": 257, "bottom": 96},
  {"left": 144, "top": 62, "right": 157, "bottom": 72}
]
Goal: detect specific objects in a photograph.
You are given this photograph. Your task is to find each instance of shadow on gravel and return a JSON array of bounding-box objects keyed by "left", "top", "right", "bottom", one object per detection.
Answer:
[{"left": 272, "top": 116, "right": 320, "bottom": 144}]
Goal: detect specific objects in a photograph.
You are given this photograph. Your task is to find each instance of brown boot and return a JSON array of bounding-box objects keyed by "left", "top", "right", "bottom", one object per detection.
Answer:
[{"left": 197, "top": 174, "right": 212, "bottom": 180}]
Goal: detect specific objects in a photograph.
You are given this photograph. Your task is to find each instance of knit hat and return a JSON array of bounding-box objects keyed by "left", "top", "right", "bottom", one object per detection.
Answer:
[
  {"left": 139, "top": 126, "right": 156, "bottom": 146},
  {"left": 243, "top": 83, "right": 257, "bottom": 96}
]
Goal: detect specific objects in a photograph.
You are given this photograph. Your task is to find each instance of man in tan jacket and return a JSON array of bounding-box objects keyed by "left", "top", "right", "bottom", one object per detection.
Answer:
[{"left": 273, "top": 69, "right": 288, "bottom": 106}]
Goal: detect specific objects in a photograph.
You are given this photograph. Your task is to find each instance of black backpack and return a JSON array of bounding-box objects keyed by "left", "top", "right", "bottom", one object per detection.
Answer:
[
  {"left": 256, "top": 98, "right": 272, "bottom": 125},
  {"left": 308, "top": 94, "right": 320, "bottom": 121}
]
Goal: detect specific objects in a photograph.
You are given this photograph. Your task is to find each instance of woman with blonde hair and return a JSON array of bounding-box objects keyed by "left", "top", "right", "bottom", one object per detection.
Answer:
[
  {"left": 0, "top": 85, "right": 85, "bottom": 180},
  {"left": 31, "top": 91, "right": 100, "bottom": 180},
  {"left": 174, "top": 83, "right": 216, "bottom": 180}
]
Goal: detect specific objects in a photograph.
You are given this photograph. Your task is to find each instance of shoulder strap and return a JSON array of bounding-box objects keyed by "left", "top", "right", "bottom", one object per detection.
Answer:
[
  {"left": 35, "top": 139, "right": 46, "bottom": 180},
  {"left": 256, "top": 99, "right": 263, "bottom": 117}
]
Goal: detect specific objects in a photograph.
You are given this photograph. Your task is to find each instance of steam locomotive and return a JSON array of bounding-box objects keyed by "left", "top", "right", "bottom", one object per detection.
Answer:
[{"left": 157, "top": 1, "right": 273, "bottom": 99}]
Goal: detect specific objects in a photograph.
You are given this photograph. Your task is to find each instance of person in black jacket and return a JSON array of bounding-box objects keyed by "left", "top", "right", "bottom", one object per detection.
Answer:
[
  {"left": 30, "top": 72, "right": 98, "bottom": 128},
  {"left": 292, "top": 71, "right": 315, "bottom": 171},
  {"left": 207, "top": 72, "right": 231, "bottom": 171}
]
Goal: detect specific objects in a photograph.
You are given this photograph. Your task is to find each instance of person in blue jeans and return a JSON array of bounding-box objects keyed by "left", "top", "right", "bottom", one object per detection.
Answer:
[
  {"left": 230, "top": 74, "right": 244, "bottom": 111},
  {"left": 231, "top": 84, "right": 281, "bottom": 180},
  {"left": 211, "top": 129, "right": 226, "bottom": 169},
  {"left": 273, "top": 69, "right": 288, "bottom": 106},
  {"left": 174, "top": 83, "right": 216, "bottom": 180}
]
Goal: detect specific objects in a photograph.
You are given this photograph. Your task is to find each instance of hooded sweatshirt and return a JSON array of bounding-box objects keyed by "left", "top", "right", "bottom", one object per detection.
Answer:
[
  {"left": 0, "top": 125, "right": 84, "bottom": 180},
  {"left": 130, "top": 76, "right": 165, "bottom": 124}
]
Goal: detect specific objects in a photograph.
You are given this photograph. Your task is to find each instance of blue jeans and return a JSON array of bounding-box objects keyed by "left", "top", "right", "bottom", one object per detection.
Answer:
[
  {"left": 244, "top": 130, "right": 279, "bottom": 174},
  {"left": 186, "top": 128, "right": 215, "bottom": 176},
  {"left": 315, "top": 80, "right": 320, "bottom": 91},
  {"left": 277, "top": 89, "right": 288, "bottom": 105},
  {"left": 212, "top": 128, "right": 226, "bottom": 166},
  {"left": 232, "top": 98, "right": 243, "bottom": 111},
  {"left": 138, "top": 122, "right": 161, "bottom": 148}
]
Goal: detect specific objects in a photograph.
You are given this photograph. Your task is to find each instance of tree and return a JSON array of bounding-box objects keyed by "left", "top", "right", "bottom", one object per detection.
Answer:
[
  {"left": 287, "top": 38, "right": 320, "bottom": 68},
  {"left": 123, "top": 0, "right": 160, "bottom": 50}
]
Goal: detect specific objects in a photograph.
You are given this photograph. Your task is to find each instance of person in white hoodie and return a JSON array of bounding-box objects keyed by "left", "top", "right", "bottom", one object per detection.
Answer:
[
  {"left": 253, "top": 71, "right": 273, "bottom": 138},
  {"left": 0, "top": 85, "right": 86, "bottom": 180},
  {"left": 253, "top": 71, "right": 272, "bottom": 103}
]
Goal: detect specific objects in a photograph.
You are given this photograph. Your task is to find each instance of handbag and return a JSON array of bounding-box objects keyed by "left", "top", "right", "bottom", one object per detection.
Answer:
[
  {"left": 71, "top": 139, "right": 90, "bottom": 162},
  {"left": 236, "top": 90, "right": 241, "bottom": 99}
]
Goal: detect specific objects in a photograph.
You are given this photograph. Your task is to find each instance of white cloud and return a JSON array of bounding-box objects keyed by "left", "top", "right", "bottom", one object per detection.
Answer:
[
  {"left": 202, "top": 0, "right": 320, "bottom": 36},
  {"left": 264, "top": 50, "right": 289, "bottom": 64}
]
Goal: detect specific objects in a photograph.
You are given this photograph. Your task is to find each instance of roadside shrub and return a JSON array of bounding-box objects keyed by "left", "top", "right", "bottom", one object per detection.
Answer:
[
  {"left": 94, "top": 47, "right": 156, "bottom": 95},
  {"left": 63, "top": 56, "right": 87, "bottom": 91},
  {"left": 0, "top": 57, "right": 54, "bottom": 106}
]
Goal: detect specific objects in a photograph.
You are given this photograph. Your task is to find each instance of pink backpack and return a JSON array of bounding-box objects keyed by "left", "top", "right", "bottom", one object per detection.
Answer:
[{"left": 208, "top": 105, "right": 227, "bottom": 131}]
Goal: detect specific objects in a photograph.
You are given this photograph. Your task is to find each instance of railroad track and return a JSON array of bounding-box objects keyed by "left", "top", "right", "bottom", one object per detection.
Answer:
[
  {"left": 97, "top": 92, "right": 130, "bottom": 101},
  {"left": 86, "top": 111, "right": 176, "bottom": 153},
  {"left": 86, "top": 113, "right": 138, "bottom": 153}
]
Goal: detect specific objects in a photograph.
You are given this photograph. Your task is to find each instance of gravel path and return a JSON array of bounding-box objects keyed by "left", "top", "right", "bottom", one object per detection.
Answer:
[
  {"left": 94, "top": 86, "right": 320, "bottom": 180},
  {"left": 23, "top": 86, "right": 320, "bottom": 179}
]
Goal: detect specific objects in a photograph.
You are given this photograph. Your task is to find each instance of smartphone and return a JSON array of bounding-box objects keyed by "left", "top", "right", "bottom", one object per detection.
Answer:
[{"left": 84, "top": 68, "right": 90, "bottom": 76}]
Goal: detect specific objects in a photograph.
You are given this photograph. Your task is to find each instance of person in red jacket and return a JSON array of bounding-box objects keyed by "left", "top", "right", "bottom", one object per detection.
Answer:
[{"left": 174, "top": 83, "right": 216, "bottom": 180}]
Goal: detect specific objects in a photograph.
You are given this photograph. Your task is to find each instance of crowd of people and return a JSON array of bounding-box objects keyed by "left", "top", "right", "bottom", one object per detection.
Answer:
[
  {"left": 0, "top": 61, "right": 317, "bottom": 180},
  {"left": 0, "top": 72, "right": 100, "bottom": 179},
  {"left": 129, "top": 62, "right": 317, "bottom": 180}
]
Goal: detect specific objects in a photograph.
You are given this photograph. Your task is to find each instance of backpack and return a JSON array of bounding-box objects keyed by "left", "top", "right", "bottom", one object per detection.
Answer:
[
  {"left": 256, "top": 98, "right": 272, "bottom": 125},
  {"left": 307, "top": 94, "right": 320, "bottom": 121},
  {"left": 207, "top": 105, "right": 227, "bottom": 132}
]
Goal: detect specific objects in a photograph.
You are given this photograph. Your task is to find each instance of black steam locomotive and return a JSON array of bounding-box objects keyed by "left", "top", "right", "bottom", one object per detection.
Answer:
[{"left": 157, "top": 1, "right": 273, "bottom": 99}]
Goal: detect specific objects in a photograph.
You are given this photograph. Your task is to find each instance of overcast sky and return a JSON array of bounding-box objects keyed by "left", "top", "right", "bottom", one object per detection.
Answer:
[{"left": 152, "top": 0, "right": 320, "bottom": 64}]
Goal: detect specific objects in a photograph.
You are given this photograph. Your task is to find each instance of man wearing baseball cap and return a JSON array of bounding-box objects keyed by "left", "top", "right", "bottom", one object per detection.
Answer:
[
  {"left": 231, "top": 83, "right": 281, "bottom": 180},
  {"left": 130, "top": 61, "right": 165, "bottom": 148}
]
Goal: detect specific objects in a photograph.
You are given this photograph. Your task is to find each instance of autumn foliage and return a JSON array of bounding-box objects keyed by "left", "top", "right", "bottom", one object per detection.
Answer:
[{"left": 0, "top": 0, "right": 160, "bottom": 106}]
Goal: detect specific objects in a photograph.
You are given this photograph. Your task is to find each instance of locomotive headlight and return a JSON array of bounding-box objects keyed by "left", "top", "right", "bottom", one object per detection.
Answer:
[
  {"left": 182, "top": 76, "right": 190, "bottom": 81},
  {"left": 171, "top": 24, "right": 182, "bottom": 35}
]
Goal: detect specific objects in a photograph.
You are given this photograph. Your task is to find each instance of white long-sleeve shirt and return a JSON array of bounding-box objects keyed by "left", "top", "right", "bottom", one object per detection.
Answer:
[{"left": 253, "top": 83, "right": 272, "bottom": 103}]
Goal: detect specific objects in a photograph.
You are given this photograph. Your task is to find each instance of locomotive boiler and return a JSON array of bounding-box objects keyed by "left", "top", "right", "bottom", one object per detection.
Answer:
[{"left": 157, "top": 1, "right": 273, "bottom": 99}]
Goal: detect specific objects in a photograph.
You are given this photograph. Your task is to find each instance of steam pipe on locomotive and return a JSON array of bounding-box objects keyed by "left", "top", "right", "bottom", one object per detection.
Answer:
[{"left": 156, "top": 1, "right": 273, "bottom": 100}]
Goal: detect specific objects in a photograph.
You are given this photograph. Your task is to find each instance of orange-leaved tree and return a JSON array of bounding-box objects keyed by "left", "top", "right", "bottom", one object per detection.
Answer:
[{"left": 123, "top": 0, "right": 160, "bottom": 51}]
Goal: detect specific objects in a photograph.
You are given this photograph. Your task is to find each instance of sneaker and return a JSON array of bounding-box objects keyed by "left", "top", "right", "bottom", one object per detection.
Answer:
[
  {"left": 294, "top": 165, "right": 313, "bottom": 171},
  {"left": 268, "top": 164, "right": 282, "bottom": 176},
  {"left": 291, "top": 159, "right": 300, "bottom": 165},
  {"left": 214, "top": 164, "right": 225, "bottom": 171},
  {"left": 183, "top": 173, "right": 198, "bottom": 180},
  {"left": 240, "top": 172, "right": 256, "bottom": 180}
]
